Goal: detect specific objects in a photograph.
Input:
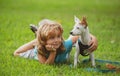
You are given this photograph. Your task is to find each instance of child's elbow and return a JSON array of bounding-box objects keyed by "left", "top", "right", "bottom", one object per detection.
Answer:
[
  {"left": 13, "top": 51, "right": 19, "bottom": 57},
  {"left": 45, "top": 61, "right": 54, "bottom": 65}
]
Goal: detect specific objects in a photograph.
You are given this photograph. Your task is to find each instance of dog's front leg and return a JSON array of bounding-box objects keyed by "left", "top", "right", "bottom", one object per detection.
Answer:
[
  {"left": 89, "top": 53, "right": 96, "bottom": 67},
  {"left": 74, "top": 42, "right": 80, "bottom": 68}
]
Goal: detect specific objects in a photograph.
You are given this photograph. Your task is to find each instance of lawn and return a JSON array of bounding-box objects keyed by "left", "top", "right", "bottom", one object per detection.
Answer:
[{"left": 0, "top": 0, "right": 120, "bottom": 76}]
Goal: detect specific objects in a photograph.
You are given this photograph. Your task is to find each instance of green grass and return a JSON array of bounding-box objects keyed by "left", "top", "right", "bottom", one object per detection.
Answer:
[{"left": 0, "top": 0, "right": 120, "bottom": 76}]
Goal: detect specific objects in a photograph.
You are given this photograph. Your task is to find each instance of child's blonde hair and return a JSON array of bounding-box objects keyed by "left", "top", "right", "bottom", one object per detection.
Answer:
[{"left": 37, "top": 19, "right": 65, "bottom": 56}]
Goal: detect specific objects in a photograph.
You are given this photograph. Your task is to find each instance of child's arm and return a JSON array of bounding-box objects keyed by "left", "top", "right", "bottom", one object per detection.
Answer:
[
  {"left": 45, "top": 51, "right": 56, "bottom": 64},
  {"left": 70, "top": 34, "right": 98, "bottom": 52},
  {"left": 13, "top": 39, "right": 37, "bottom": 56},
  {"left": 38, "top": 51, "right": 56, "bottom": 64},
  {"left": 37, "top": 53, "right": 47, "bottom": 64}
]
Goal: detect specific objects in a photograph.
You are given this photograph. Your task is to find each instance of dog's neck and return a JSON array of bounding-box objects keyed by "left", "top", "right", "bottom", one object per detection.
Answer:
[{"left": 79, "top": 27, "right": 91, "bottom": 45}]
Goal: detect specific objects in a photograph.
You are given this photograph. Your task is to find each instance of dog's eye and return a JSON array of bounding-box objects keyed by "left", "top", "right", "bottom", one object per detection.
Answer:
[{"left": 76, "top": 27, "right": 79, "bottom": 29}]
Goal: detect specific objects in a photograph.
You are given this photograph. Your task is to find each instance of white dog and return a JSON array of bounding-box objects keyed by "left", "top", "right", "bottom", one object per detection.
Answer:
[{"left": 70, "top": 16, "right": 95, "bottom": 68}]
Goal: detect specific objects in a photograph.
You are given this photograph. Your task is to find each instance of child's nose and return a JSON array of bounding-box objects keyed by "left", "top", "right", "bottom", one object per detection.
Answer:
[
  {"left": 55, "top": 38, "right": 58, "bottom": 41},
  {"left": 54, "top": 38, "right": 59, "bottom": 42}
]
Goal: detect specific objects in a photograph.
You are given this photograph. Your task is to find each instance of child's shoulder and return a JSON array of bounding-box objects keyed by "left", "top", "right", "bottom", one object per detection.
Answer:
[{"left": 64, "top": 39, "right": 73, "bottom": 49}]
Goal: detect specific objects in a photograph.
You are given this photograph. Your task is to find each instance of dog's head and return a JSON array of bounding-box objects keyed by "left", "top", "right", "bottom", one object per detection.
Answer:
[{"left": 70, "top": 16, "right": 88, "bottom": 36}]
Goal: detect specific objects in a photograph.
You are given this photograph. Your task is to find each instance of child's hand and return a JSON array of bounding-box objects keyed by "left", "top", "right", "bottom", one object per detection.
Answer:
[
  {"left": 45, "top": 45, "right": 56, "bottom": 52},
  {"left": 88, "top": 35, "right": 98, "bottom": 53}
]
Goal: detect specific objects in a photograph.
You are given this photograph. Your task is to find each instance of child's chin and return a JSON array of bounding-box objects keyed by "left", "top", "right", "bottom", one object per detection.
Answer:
[{"left": 55, "top": 46, "right": 60, "bottom": 49}]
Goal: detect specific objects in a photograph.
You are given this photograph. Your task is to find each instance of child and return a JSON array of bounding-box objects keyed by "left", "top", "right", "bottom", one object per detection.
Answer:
[{"left": 13, "top": 19, "right": 98, "bottom": 64}]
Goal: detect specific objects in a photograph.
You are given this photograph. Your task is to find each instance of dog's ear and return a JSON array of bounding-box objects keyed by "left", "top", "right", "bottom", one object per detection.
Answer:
[
  {"left": 81, "top": 16, "right": 88, "bottom": 28},
  {"left": 74, "top": 16, "right": 80, "bottom": 23}
]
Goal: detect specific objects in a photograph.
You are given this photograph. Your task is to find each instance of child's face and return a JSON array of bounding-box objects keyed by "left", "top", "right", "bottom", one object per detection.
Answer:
[{"left": 46, "top": 30, "right": 62, "bottom": 49}]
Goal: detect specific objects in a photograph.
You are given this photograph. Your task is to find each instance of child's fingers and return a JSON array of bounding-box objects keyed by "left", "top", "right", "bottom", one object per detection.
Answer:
[
  {"left": 45, "top": 45, "right": 56, "bottom": 51},
  {"left": 88, "top": 40, "right": 97, "bottom": 53}
]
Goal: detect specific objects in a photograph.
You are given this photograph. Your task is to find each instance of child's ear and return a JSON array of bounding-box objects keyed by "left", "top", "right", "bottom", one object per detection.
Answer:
[{"left": 74, "top": 16, "right": 80, "bottom": 23}]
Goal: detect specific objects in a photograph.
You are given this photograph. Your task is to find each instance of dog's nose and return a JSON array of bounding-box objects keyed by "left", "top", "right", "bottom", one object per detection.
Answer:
[{"left": 70, "top": 32, "right": 73, "bottom": 34}]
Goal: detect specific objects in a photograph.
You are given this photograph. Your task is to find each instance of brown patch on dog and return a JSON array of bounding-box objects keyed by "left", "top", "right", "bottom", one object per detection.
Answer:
[{"left": 81, "top": 16, "right": 88, "bottom": 28}]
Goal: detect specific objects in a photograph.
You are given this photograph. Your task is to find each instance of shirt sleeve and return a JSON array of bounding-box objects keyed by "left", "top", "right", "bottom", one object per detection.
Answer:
[
  {"left": 55, "top": 39, "right": 73, "bottom": 63},
  {"left": 64, "top": 39, "right": 73, "bottom": 53}
]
